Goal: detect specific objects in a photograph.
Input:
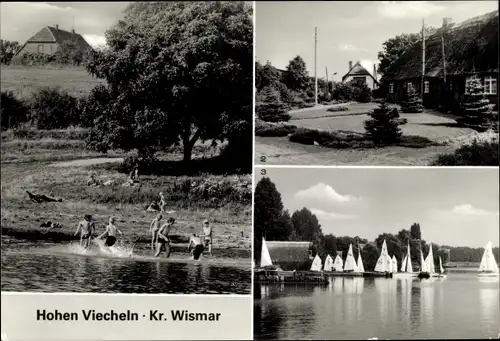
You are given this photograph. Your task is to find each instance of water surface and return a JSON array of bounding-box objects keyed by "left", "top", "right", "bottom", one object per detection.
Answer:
[
  {"left": 255, "top": 275, "right": 499, "bottom": 339},
  {"left": 1, "top": 238, "right": 251, "bottom": 294}
]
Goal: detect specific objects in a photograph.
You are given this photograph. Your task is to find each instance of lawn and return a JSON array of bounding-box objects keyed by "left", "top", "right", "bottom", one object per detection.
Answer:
[
  {"left": 0, "top": 66, "right": 104, "bottom": 98},
  {"left": 255, "top": 103, "right": 494, "bottom": 166},
  {"left": 1, "top": 129, "right": 251, "bottom": 260}
]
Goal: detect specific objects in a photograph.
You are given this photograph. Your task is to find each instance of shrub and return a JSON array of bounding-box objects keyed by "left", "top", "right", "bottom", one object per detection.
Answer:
[
  {"left": 401, "top": 89, "right": 424, "bottom": 113},
  {"left": 351, "top": 80, "right": 372, "bottom": 103},
  {"left": 255, "top": 119, "right": 298, "bottom": 137},
  {"left": 364, "top": 100, "right": 402, "bottom": 144},
  {"left": 1, "top": 91, "right": 29, "bottom": 130},
  {"left": 257, "top": 86, "right": 291, "bottom": 122},
  {"left": 456, "top": 76, "right": 495, "bottom": 131},
  {"left": 431, "top": 139, "right": 499, "bottom": 166},
  {"left": 289, "top": 127, "right": 371, "bottom": 149},
  {"left": 30, "top": 87, "right": 81, "bottom": 129},
  {"left": 326, "top": 106, "right": 349, "bottom": 112}
]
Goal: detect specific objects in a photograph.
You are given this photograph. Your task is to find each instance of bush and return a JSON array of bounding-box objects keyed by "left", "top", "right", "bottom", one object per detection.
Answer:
[
  {"left": 289, "top": 127, "right": 369, "bottom": 148},
  {"left": 456, "top": 76, "right": 495, "bottom": 131},
  {"left": 431, "top": 139, "right": 499, "bottom": 166},
  {"left": 9, "top": 127, "right": 89, "bottom": 141},
  {"left": 1, "top": 91, "right": 29, "bottom": 130},
  {"left": 30, "top": 87, "right": 81, "bottom": 129},
  {"left": 255, "top": 119, "right": 298, "bottom": 137},
  {"left": 331, "top": 81, "right": 371, "bottom": 103},
  {"left": 326, "top": 106, "right": 349, "bottom": 112},
  {"left": 364, "top": 100, "right": 402, "bottom": 144}
]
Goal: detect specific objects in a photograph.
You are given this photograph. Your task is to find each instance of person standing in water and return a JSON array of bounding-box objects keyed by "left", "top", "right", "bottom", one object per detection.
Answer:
[
  {"left": 149, "top": 214, "right": 163, "bottom": 250},
  {"left": 155, "top": 217, "right": 175, "bottom": 258},
  {"left": 74, "top": 214, "right": 95, "bottom": 249},
  {"left": 187, "top": 233, "right": 205, "bottom": 260},
  {"left": 202, "top": 219, "right": 213, "bottom": 256},
  {"left": 97, "top": 217, "right": 123, "bottom": 247}
]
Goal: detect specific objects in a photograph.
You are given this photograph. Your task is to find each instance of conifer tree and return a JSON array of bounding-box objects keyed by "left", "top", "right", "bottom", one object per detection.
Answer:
[
  {"left": 257, "top": 86, "right": 291, "bottom": 122},
  {"left": 456, "top": 76, "right": 494, "bottom": 130},
  {"left": 364, "top": 100, "right": 402, "bottom": 144},
  {"left": 401, "top": 88, "right": 424, "bottom": 113}
]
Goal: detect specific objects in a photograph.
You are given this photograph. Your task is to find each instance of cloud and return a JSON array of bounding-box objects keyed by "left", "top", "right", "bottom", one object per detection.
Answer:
[
  {"left": 338, "top": 44, "right": 367, "bottom": 52},
  {"left": 452, "top": 204, "right": 499, "bottom": 217},
  {"left": 83, "top": 34, "right": 107, "bottom": 48},
  {"left": 310, "top": 208, "right": 357, "bottom": 220},
  {"left": 377, "top": 1, "right": 445, "bottom": 19},
  {"left": 295, "top": 183, "right": 359, "bottom": 203}
]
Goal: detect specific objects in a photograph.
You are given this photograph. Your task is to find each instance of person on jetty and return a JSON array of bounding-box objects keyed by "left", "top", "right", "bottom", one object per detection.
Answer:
[
  {"left": 97, "top": 217, "right": 123, "bottom": 247},
  {"left": 187, "top": 233, "right": 205, "bottom": 260},
  {"left": 149, "top": 214, "right": 163, "bottom": 250},
  {"left": 201, "top": 219, "right": 213, "bottom": 256},
  {"left": 74, "top": 214, "right": 95, "bottom": 249},
  {"left": 155, "top": 217, "right": 175, "bottom": 258}
]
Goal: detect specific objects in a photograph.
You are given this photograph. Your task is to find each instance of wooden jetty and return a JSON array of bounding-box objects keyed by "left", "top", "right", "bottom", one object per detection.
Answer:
[
  {"left": 254, "top": 269, "right": 329, "bottom": 285},
  {"left": 363, "top": 271, "right": 393, "bottom": 278}
]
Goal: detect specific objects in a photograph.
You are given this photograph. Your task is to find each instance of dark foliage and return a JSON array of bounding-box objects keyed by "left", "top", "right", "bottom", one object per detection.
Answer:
[
  {"left": 1, "top": 91, "right": 29, "bottom": 130},
  {"left": 431, "top": 139, "right": 499, "bottom": 166},
  {"left": 30, "top": 87, "right": 81, "bottom": 129},
  {"left": 364, "top": 100, "right": 402, "bottom": 144}
]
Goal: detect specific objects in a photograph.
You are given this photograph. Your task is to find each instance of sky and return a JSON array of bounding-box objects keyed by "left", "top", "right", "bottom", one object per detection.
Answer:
[
  {"left": 256, "top": 167, "right": 499, "bottom": 248},
  {"left": 255, "top": 1, "right": 499, "bottom": 81},
  {"left": 0, "top": 2, "right": 129, "bottom": 48}
]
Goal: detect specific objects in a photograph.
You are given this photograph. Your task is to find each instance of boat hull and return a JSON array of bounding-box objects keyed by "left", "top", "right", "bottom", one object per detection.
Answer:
[
  {"left": 418, "top": 272, "right": 430, "bottom": 279},
  {"left": 393, "top": 272, "right": 418, "bottom": 278},
  {"left": 477, "top": 272, "right": 500, "bottom": 278}
]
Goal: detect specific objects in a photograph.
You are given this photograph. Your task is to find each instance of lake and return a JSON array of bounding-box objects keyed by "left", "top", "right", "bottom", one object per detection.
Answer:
[
  {"left": 1, "top": 237, "right": 251, "bottom": 294},
  {"left": 254, "top": 274, "right": 499, "bottom": 339}
]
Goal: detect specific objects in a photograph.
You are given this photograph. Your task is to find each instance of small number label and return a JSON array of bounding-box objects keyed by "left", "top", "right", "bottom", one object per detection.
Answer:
[
  {"left": 260, "top": 156, "right": 266, "bottom": 163},
  {"left": 260, "top": 169, "right": 267, "bottom": 175}
]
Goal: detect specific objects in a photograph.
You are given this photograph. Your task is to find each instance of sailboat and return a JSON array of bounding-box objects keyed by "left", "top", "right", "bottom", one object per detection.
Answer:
[
  {"left": 333, "top": 254, "right": 344, "bottom": 272},
  {"left": 392, "top": 255, "right": 398, "bottom": 273},
  {"left": 310, "top": 254, "right": 323, "bottom": 272},
  {"left": 418, "top": 242, "right": 430, "bottom": 279},
  {"left": 374, "top": 240, "right": 393, "bottom": 277},
  {"left": 435, "top": 256, "right": 447, "bottom": 278},
  {"left": 477, "top": 241, "right": 499, "bottom": 278},
  {"left": 324, "top": 254, "right": 334, "bottom": 272},
  {"left": 344, "top": 244, "right": 357, "bottom": 272},
  {"left": 260, "top": 237, "right": 274, "bottom": 268},
  {"left": 355, "top": 248, "right": 365, "bottom": 273},
  {"left": 395, "top": 242, "right": 417, "bottom": 278}
]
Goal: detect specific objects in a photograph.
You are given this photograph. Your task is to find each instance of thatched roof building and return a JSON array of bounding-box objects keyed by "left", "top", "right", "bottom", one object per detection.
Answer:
[{"left": 266, "top": 241, "right": 312, "bottom": 271}]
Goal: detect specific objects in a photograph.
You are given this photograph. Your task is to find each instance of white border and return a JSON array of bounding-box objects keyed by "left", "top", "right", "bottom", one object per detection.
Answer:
[{"left": 253, "top": 165, "right": 500, "bottom": 169}]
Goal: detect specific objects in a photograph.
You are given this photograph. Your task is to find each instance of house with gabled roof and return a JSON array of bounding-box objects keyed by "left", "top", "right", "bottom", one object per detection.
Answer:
[
  {"left": 266, "top": 241, "right": 312, "bottom": 271},
  {"left": 342, "top": 61, "right": 379, "bottom": 90},
  {"left": 385, "top": 10, "right": 498, "bottom": 108},
  {"left": 15, "top": 25, "right": 92, "bottom": 57}
]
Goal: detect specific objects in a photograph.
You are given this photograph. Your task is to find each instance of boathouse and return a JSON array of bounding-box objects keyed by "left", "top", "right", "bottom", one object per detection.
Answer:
[
  {"left": 266, "top": 241, "right": 312, "bottom": 271},
  {"left": 385, "top": 11, "right": 498, "bottom": 109}
]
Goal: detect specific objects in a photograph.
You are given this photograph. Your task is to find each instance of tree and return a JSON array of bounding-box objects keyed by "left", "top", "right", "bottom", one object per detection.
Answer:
[
  {"left": 254, "top": 177, "right": 286, "bottom": 263},
  {"left": 256, "top": 86, "right": 291, "bottom": 122},
  {"left": 255, "top": 61, "right": 281, "bottom": 91},
  {"left": 456, "top": 76, "right": 495, "bottom": 130},
  {"left": 322, "top": 234, "right": 337, "bottom": 257},
  {"left": 0, "top": 91, "right": 29, "bottom": 130},
  {"left": 0, "top": 40, "right": 20, "bottom": 64},
  {"left": 364, "top": 100, "right": 402, "bottom": 144},
  {"left": 291, "top": 208, "right": 324, "bottom": 255},
  {"left": 401, "top": 88, "right": 424, "bottom": 113},
  {"left": 377, "top": 33, "right": 420, "bottom": 81},
  {"left": 349, "top": 79, "right": 372, "bottom": 103},
  {"left": 54, "top": 40, "right": 86, "bottom": 65},
  {"left": 410, "top": 223, "right": 421, "bottom": 241},
  {"left": 362, "top": 243, "right": 380, "bottom": 272},
  {"left": 282, "top": 55, "right": 309, "bottom": 91},
  {"left": 85, "top": 2, "right": 252, "bottom": 165}
]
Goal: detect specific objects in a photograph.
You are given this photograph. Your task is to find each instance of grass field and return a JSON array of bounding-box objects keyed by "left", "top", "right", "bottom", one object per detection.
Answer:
[
  {"left": 1, "top": 129, "right": 251, "bottom": 259},
  {"left": 256, "top": 103, "right": 494, "bottom": 166},
  {"left": 0, "top": 66, "right": 104, "bottom": 98}
]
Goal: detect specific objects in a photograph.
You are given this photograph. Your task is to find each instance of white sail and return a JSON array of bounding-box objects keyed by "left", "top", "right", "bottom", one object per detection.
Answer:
[
  {"left": 375, "top": 240, "right": 389, "bottom": 272},
  {"left": 401, "top": 254, "right": 407, "bottom": 272},
  {"left": 479, "top": 242, "right": 499, "bottom": 273},
  {"left": 324, "top": 254, "right": 334, "bottom": 271},
  {"left": 425, "top": 242, "right": 435, "bottom": 274},
  {"left": 333, "top": 254, "right": 344, "bottom": 272},
  {"left": 356, "top": 250, "right": 365, "bottom": 273},
  {"left": 392, "top": 255, "right": 398, "bottom": 273},
  {"left": 260, "top": 237, "right": 273, "bottom": 268},
  {"left": 406, "top": 243, "right": 414, "bottom": 273},
  {"left": 439, "top": 256, "right": 444, "bottom": 274},
  {"left": 420, "top": 246, "right": 428, "bottom": 273},
  {"left": 386, "top": 254, "right": 393, "bottom": 273},
  {"left": 310, "top": 254, "right": 322, "bottom": 271},
  {"left": 344, "top": 244, "right": 357, "bottom": 271}
]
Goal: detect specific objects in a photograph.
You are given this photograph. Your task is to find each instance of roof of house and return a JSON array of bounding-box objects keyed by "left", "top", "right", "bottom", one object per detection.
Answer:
[
  {"left": 266, "top": 241, "right": 311, "bottom": 264},
  {"left": 19, "top": 26, "right": 92, "bottom": 53},
  {"left": 342, "top": 61, "right": 379, "bottom": 83},
  {"left": 389, "top": 10, "right": 498, "bottom": 80}
]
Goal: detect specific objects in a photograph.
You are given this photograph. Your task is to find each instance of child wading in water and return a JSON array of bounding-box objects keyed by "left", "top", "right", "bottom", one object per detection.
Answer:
[
  {"left": 97, "top": 217, "right": 123, "bottom": 247},
  {"left": 74, "top": 214, "right": 95, "bottom": 249},
  {"left": 187, "top": 234, "right": 205, "bottom": 260},
  {"left": 155, "top": 217, "right": 175, "bottom": 257}
]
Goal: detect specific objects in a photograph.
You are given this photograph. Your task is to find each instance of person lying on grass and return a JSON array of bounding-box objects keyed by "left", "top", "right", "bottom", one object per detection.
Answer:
[
  {"left": 74, "top": 214, "right": 95, "bottom": 249},
  {"left": 155, "top": 217, "right": 175, "bottom": 258},
  {"left": 96, "top": 217, "right": 123, "bottom": 247}
]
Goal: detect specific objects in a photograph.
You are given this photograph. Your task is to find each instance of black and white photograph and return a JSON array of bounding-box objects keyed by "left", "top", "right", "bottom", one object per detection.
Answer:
[
  {"left": 253, "top": 167, "right": 499, "bottom": 339},
  {"left": 255, "top": 1, "right": 499, "bottom": 166},
  {"left": 1, "top": 1, "right": 253, "bottom": 295}
]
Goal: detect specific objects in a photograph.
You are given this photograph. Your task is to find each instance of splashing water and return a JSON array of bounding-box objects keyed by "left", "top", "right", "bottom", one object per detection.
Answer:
[{"left": 66, "top": 239, "right": 134, "bottom": 258}]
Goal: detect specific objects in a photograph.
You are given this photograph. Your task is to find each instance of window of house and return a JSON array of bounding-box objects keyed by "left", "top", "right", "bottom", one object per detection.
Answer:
[
  {"left": 38, "top": 45, "right": 44, "bottom": 54},
  {"left": 483, "top": 76, "right": 497, "bottom": 95},
  {"left": 424, "top": 81, "right": 429, "bottom": 93},
  {"left": 353, "top": 76, "right": 366, "bottom": 84},
  {"left": 407, "top": 82, "right": 413, "bottom": 93},
  {"left": 389, "top": 83, "right": 394, "bottom": 94}
]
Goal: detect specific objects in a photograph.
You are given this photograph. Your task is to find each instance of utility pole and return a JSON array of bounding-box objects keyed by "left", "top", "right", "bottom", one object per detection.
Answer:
[
  {"left": 314, "top": 26, "right": 318, "bottom": 106},
  {"left": 421, "top": 18, "right": 425, "bottom": 101},
  {"left": 325, "top": 66, "right": 329, "bottom": 95}
]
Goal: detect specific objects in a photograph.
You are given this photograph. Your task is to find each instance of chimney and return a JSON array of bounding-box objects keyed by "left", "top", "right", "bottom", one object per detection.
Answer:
[
  {"left": 373, "top": 64, "right": 377, "bottom": 82},
  {"left": 72, "top": 29, "right": 75, "bottom": 34},
  {"left": 442, "top": 17, "right": 453, "bottom": 29},
  {"left": 348, "top": 61, "right": 352, "bottom": 70},
  {"left": 55, "top": 24, "right": 59, "bottom": 29}
]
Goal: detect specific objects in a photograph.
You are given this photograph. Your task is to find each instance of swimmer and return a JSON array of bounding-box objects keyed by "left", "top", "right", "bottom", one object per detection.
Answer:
[
  {"left": 74, "top": 214, "right": 95, "bottom": 249},
  {"left": 187, "top": 233, "right": 205, "bottom": 260},
  {"left": 155, "top": 217, "right": 175, "bottom": 258},
  {"left": 97, "top": 217, "right": 123, "bottom": 247},
  {"left": 202, "top": 219, "right": 213, "bottom": 256},
  {"left": 149, "top": 214, "right": 163, "bottom": 250}
]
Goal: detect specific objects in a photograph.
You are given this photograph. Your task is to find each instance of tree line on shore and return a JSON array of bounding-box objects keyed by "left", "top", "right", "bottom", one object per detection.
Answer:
[{"left": 254, "top": 176, "right": 499, "bottom": 271}]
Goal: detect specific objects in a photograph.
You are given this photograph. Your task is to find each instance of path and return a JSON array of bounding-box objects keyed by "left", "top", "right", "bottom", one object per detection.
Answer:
[{"left": 49, "top": 157, "right": 124, "bottom": 168}]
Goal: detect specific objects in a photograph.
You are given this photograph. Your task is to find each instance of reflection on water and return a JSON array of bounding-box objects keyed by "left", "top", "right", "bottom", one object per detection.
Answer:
[
  {"left": 255, "top": 274, "right": 500, "bottom": 339},
  {"left": 1, "top": 239, "right": 250, "bottom": 294}
]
